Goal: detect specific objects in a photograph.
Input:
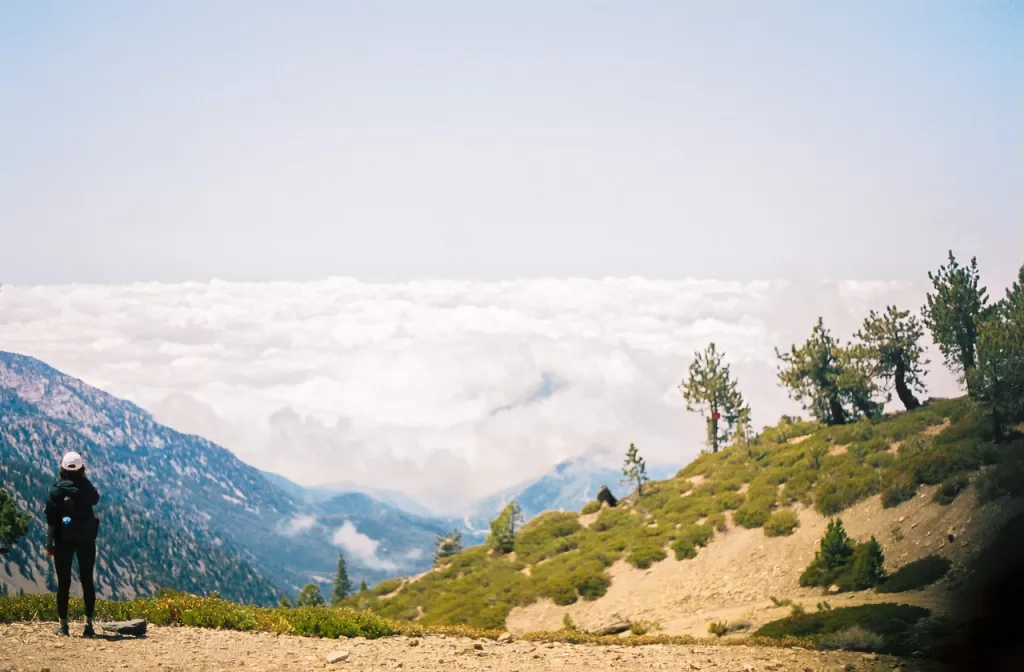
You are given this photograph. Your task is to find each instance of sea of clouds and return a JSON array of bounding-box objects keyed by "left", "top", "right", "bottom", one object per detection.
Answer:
[{"left": 0, "top": 277, "right": 961, "bottom": 513}]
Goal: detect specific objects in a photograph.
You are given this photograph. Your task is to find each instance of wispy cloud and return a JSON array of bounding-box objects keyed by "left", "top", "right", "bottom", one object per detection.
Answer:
[
  {"left": 331, "top": 521, "right": 399, "bottom": 571},
  {"left": 0, "top": 278, "right": 961, "bottom": 511},
  {"left": 278, "top": 514, "right": 317, "bottom": 537}
]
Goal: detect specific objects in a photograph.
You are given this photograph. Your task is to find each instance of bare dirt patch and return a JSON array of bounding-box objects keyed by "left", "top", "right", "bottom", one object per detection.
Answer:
[
  {"left": 827, "top": 444, "right": 849, "bottom": 456},
  {"left": 923, "top": 419, "right": 951, "bottom": 436},
  {"left": 787, "top": 434, "right": 812, "bottom": 444},
  {"left": 0, "top": 622, "right": 944, "bottom": 672}
]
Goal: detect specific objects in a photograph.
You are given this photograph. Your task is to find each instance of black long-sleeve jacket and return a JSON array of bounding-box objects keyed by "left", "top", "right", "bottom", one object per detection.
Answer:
[{"left": 44, "top": 475, "right": 100, "bottom": 549}]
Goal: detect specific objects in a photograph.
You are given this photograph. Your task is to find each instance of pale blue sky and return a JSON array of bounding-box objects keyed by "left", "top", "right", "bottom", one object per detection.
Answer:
[{"left": 2, "top": 1, "right": 1021, "bottom": 287}]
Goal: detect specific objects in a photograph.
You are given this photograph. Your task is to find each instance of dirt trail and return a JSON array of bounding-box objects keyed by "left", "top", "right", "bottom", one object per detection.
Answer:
[{"left": 0, "top": 622, "right": 943, "bottom": 672}]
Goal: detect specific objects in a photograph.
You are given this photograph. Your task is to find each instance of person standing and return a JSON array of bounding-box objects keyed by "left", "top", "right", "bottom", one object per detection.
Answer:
[{"left": 44, "top": 451, "right": 101, "bottom": 637}]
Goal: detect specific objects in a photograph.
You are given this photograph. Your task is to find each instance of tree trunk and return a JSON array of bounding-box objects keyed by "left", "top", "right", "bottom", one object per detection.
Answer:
[
  {"left": 709, "top": 414, "right": 719, "bottom": 452},
  {"left": 828, "top": 397, "right": 846, "bottom": 425},
  {"left": 894, "top": 362, "right": 920, "bottom": 410}
]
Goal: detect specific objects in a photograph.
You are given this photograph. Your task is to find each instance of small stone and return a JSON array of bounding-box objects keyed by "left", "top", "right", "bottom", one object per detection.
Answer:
[
  {"left": 473, "top": 643, "right": 484, "bottom": 651},
  {"left": 828, "top": 584, "right": 841, "bottom": 593},
  {"left": 325, "top": 650, "right": 350, "bottom": 664},
  {"left": 408, "top": 638, "right": 420, "bottom": 647},
  {"left": 497, "top": 632, "right": 514, "bottom": 643}
]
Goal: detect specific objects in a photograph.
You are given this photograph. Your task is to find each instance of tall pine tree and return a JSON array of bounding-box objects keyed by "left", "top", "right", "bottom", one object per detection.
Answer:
[
  {"left": 680, "top": 343, "right": 749, "bottom": 452},
  {"left": 331, "top": 552, "right": 353, "bottom": 605},
  {"left": 855, "top": 306, "right": 928, "bottom": 410},
  {"left": 922, "top": 251, "right": 989, "bottom": 394},
  {"left": 489, "top": 501, "right": 523, "bottom": 554}
]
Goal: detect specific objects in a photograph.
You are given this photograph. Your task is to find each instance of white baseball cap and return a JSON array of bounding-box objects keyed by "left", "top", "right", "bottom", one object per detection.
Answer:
[{"left": 61, "top": 452, "right": 84, "bottom": 471}]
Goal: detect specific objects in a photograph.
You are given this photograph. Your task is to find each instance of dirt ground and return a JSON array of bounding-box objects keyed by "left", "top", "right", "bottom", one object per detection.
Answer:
[{"left": 0, "top": 622, "right": 943, "bottom": 672}]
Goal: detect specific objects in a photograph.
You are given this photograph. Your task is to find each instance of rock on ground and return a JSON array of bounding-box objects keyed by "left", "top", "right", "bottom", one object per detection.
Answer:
[{"left": 0, "top": 622, "right": 948, "bottom": 671}]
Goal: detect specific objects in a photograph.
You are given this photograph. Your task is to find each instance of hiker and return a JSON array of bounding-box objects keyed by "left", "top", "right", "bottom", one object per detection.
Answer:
[{"left": 44, "top": 451, "right": 101, "bottom": 637}]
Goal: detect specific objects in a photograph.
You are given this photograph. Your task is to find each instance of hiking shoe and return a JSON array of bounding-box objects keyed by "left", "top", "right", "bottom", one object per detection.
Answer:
[
  {"left": 55, "top": 623, "right": 69, "bottom": 637},
  {"left": 82, "top": 623, "right": 95, "bottom": 638}
]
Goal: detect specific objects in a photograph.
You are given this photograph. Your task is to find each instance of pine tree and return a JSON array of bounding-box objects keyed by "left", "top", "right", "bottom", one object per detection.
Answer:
[
  {"left": 968, "top": 264, "right": 1024, "bottom": 439},
  {"left": 278, "top": 596, "right": 292, "bottom": 609},
  {"left": 489, "top": 501, "right": 523, "bottom": 554},
  {"left": 331, "top": 553, "right": 353, "bottom": 605},
  {"left": 433, "top": 529, "right": 464, "bottom": 565},
  {"left": 922, "top": 251, "right": 989, "bottom": 394},
  {"left": 680, "top": 343, "right": 749, "bottom": 452},
  {"left": 777, "top": 318, "right": 882, "bottom": 425},
  {"left": 820, "top": 519, "right": 855, "bottom": 571},
  {"left": 359, "top": 580, "right": 368, "bottom": 593},
  {"left": 0, "top": 487, "right": 31, "bottom": 553},
  {"left": 621, "top": 442, "right": 650, "bottom": 496},
  {"left": 296, "top": 583, "right": 326, "bottom": 607},
  {"left": 855, "top": 306, "right": 928, "bottom": 410},
  {"left": 851, "top": 536, "right": 886, "bottom": 590}
]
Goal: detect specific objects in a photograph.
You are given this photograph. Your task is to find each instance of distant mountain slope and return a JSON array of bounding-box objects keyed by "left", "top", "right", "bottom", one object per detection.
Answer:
[
  {"left": 468, "top": 455, "right": 679, "bottom": 526},
  {"left": 0, "top": 352, "right": 480, "bottom": 601},
  {"left": 259, "top": 471, "right": 435, "bottom": 519}
]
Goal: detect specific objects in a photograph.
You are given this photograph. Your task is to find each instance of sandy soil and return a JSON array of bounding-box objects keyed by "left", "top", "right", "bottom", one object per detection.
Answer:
[
  {"left": 508, "top": 478, "right": 1020, "bottom": 638},
  {"left": 0, "top": 622, "right": 944, "bottom": 672}
]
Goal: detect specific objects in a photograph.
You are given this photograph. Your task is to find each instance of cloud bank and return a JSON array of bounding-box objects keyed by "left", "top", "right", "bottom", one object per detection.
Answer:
[
  {"left": 0, "top": 278, "right": 961, "bottom": 512},
  {"left": 331, "top": 521, "right": 398, "bottom": 571}
]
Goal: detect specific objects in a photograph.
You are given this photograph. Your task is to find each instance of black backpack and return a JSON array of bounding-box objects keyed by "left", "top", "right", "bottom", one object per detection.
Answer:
[{"left": 57, "top": 491, "right": 96, "bottom": 543}]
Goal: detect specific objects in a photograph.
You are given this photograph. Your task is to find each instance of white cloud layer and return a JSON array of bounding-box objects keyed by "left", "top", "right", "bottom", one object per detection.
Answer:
[
  {"left": 331, "top": 521, "right": 398, "bottom": 571},
  {"left": 0, "top": 278, "right": 962, "bottom": 512}
]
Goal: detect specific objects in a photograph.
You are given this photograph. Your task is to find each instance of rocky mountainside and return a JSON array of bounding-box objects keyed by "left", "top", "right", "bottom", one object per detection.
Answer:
[{"left": 0, "top": 352, "right": 480, "bottom": 602}]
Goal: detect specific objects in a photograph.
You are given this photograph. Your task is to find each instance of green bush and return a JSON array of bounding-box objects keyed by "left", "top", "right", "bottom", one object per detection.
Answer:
[
  {"left": 515, "top": 512, "right": 582, "bottom": 565},
  {"left": 880, "top": 470, "right": 918, "bottom": 508},
  {"left": 876, "top": 555, "right": 952, "bottom": 593},
  {"left": 715, "top": 491, "right": 745, "bottom": 510},
  {"left": 763, "top": 509, "right": 800, "bottom": 537},
  {"left": 756, "top": 602, "right": 929, "bottom": 637},
  {"left": 626, "top": 543, "right": 667, "bottom": 569},
  {"left": 581, "top": 500, "right": 602, "bottom": 515},
  {"left": 708, "top": 621, "right": 729, "bottom": 637},
  {"left": 372, "top": 578, "right": 404, "bottom": 597},
  {"left": 672, "top": 538, "right": 697, "bottom": 560},
  {"left": 934, "top": 473, "right": 969, "bottom": 505}
]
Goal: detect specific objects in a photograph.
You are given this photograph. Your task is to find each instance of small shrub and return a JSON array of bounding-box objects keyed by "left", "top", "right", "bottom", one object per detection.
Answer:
[
  {"left": 671, "top": 538, "right": 697, "bottom": 560},
  {"left": 755, "top": 603, "right": 930, "bottom": 639},
  {"left": 820, "top": 625, "right": 885, "bottom": 651},
  {"left": 876, "top": 555, "right": 952, "bottom": 593},
  {"left": 763, "top": 509, "right": 800, "bottom": 537},
  {"left": 626, "top": 543, "right": 667, "bottom": 569},
  {"left": 769, "top": 596, "right": 793, "bottom": 608},
  {"left": 715, "top": 491, "right": 744, "bottom": 510},
  {"left": 630, "top": 619, "right": 659, "bottom": 635},
  {"left": 732, "top": 504, "right": 770, "bottom": 529},
  {"left": 372, "top": 578, "right": 404, "bottom": 597},
  {"left": 934, "top": 473, "right": 969, "bottom": 505},
  {"left": 880, "top": 471, "right": 918, "bottom": 508},
  {"left": 581, "top": 500, "right": 601, "bottom": 515},
  {"left": 561, "top": 613, "right": 578, "bottom": 631},
  {"left": 708, "top": 620, "right": 729, "bottom": 637}
]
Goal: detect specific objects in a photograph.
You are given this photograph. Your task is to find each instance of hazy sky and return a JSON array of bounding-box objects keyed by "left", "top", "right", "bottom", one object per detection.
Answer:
[
  {"left": 1, "top": 1, "right": 1021, "bottom": 286},
  {"left": 1, "top": 3, "right": 1020, "bottom": 512}
]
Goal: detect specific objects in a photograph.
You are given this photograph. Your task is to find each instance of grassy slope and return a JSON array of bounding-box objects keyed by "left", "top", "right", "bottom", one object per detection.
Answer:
[{"left": 343, "top": 397, "right": 1020, "bottom": 629}]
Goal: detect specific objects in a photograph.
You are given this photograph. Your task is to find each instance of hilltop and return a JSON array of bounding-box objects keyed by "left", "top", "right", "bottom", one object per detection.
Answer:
[{"left": 339, "top": 396, "right": 1023, "bottom": 642}]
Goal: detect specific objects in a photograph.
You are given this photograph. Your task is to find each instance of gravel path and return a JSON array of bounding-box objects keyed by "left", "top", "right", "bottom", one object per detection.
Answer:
[{"left": 0, "top": 623, "right": 946, "bottom": 672}]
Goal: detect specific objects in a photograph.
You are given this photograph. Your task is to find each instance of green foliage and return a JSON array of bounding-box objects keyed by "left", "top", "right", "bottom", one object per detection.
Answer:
[
  {"left": 277, "top": 596, "right": 292, "bottom": 609},
  {"left": 581, "top": 500, "right": 602, "bottom": 515},
  {"left": 680, "top": 342, "right": 749, "bottom": 453},
  {"left": 763, "top": 509, "right": 800, "bottom": 537},
  {"left": 776, "top": 318, "right": 882, "bottom": 426},
  {"left": 296, "top": 583, "right": 326, "bottom": 607},
  {"left": 819, "top": 625, "right": 885, "bottom": 652},
  {"left": 880, "top": 471, "right": 918, "bottom": 508},
  {"left": 626, "top": 542, "right": 667, "bottom": 569},
  {"left": 0, "top": 592, "right": 402, "bottom": 639},
  {"left": 621, "top": 443, "right": 650, "bottom": 496},
  {"left": 801, "top": 520, "right": 887, "bottom": 593},
  {"left": 372, "top": 578, "right": 403, "bottom": 597},
  {"left": 968, "top": 267, "right": 1024, "bottom": 438},
  {"left": 876, "top": 555, "right": 951, "bottom": 593},
  {"left": 755, "top": 602, "right": 929, "bottom": 643},
  {"left": 922, "top": 251, "right": 988, "bottom": 389},
  {"left": 850, "top": 537, "right": 886, "bottom": 590},
  {"left": 708, "top": 621, "right": 729, "bottom": 637},
  {"left": 514, "top": 512, "right": 581, "bottom": 565},
  {"left": 671, "top": 538, "right": 697, "bottom": 560},
  {"left": 489, "top": 500, "right": 524, "bottom": 555},
  {"left": 532, "top": 550, "right": 611, "bottom": 605},
  {"left": 433, "top": 529, "right": 463, "bottom": 565},
  {"left": 332, "top": 553, "right": 353, "bottom": 605},
  {"left": 934, "top": 473, "right": 969, "bottom": 505},
  {"left": 0, "top": 487, "right": 30, "bottom": 552},
  {"left": 855, "top": 306, "right": 928, "bottom": 410},
  {"left": 561, "top": 613, "right": 578, "bottom": 631}
]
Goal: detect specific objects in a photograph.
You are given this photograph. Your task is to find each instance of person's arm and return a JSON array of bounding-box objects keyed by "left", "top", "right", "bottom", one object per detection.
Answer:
[
  {"left": 43, "top": 490, "right": 57, "bottom": 554},
  {"left": 86, "top": 480, "right": 100, "bottom": 507}
]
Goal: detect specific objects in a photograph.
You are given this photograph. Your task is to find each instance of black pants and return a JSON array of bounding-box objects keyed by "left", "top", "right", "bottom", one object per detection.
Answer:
[{"left": 53, "top": 541, "right": 96, "bottom": 620}]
